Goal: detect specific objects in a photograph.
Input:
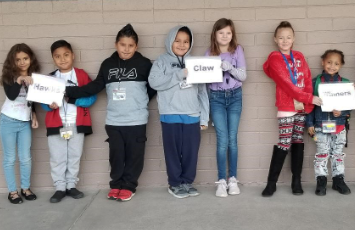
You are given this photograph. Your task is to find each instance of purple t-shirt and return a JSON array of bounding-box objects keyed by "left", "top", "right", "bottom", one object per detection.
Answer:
[{"left": 205, "top": 45, "right": 246, "bottom": 91}]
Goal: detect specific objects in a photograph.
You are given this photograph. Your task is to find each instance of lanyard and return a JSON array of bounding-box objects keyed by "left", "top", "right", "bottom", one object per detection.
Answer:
[
  {"left": 281, "top": 51, "right": 297, "bottom": 85},
  {"left": 176, "top": 55, "right": 185, "bottom": 69}
]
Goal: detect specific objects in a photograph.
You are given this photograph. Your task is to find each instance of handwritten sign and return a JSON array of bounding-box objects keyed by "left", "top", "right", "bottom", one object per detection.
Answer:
[
  {"left": 26, "top": 73, "right": 65, "bottom": 106},
  {"left": 318, "top": 83, "right": 355, "bottom": 111},
  {"left": 185, "top": 56, "right": 223, "bottom": 84}
]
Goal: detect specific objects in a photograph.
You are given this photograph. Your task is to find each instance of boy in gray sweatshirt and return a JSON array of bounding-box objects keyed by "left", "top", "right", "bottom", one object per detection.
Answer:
[{"left": 149, "top": 25, "right": 209, "bottom": 198}]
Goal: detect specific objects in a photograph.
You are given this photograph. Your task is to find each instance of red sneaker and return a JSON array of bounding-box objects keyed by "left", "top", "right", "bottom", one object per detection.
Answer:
[
  {"left": 116, "top": 189, "right": 135, "bottom": 202},
  {"left": 107, "top": 189, "right": 120, "bottom": 200}
]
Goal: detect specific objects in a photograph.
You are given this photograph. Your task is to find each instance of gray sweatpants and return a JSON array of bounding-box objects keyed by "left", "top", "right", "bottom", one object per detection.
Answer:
[{"left": 48, "top": 126, "right": 84, "bottom": 191}]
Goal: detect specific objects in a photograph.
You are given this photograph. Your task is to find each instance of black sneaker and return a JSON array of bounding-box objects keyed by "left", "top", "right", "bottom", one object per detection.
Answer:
[
  {"left": 8, "top": 191, "right": 23, "bottom": 204},
  {"left": 50, "top": 191, "right": 66, "bottom": 203},
  {"left": 332, "top": 175, "right": 351, "bottom": 195},
  {"left": 66, "top": 188, "right": 84, "bottom": 199}
]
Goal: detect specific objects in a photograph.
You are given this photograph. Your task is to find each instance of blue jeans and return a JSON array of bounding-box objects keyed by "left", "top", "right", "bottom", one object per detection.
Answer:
[
  {"left": 0, "top": 114, "right": 32, "bottom": 192},
  {"left": 210, "top": 87, "right": 242, "bottom": 180}
]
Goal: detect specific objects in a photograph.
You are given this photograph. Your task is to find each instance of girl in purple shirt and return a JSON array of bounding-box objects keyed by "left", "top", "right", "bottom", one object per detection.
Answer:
[{"left": 206, "top": 18, "right": 247, "bottom": 198}]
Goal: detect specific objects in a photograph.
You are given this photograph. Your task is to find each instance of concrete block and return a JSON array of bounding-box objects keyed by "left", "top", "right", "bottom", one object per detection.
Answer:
[
  {"left": 82, "top": 173, "right": 110, "bottom": 186},
  {"left": 308, "top": 30, "right": 355, "bottom": 44},
  {"left": 205, "top": 0, "right": 230, "bottom": 8},
  {"left": 256, "top": 7, "right": 306, "bottom": 20},
  {"left": 53, "top": 0, "right": 102, "bottom": 12},
  {"left": 84, "top": 148, "right": 109, "bottom": 161},
  {"left": 142, "top": 159, "right": 166, "bottom": 171},
  {"left": 282, "top": 0, "right": 307, "bottom": 5},
  {"left": 239, "top": 132, "right": 259, "bottom": 145},
  {"left": 103, "top": 11, "right": 154, "bottom": 24},
  {"left": 138, "top": 171, "right": 167, "bottom": 186},
  {"left": 154, "top": 0, "right": 204, "bottom": 9},
  {"left": 2, "top": 38, "right": 54, "bottom": 51},
  {"left": 197, "top": 157, "right": 216, "bottom": 170},
  {"left": 0, "top": 26, "right": 28, "bottom": 39},
  {"left": 308, "top": 5, "right": 355, "bottom": 18},
  {"left": 258, "top": 107, "right": 278, "bottom": 119},
  {"left": 230, "top": 0, "right": 281, "bottom": 8},
  {"left": 80, "top": 160, "right": 110, "bottom": 173},
  {"left": 27, "top": 1, "right": 53, "bottom": 13},
  {"left": 154, "top": 10, "right": 204, "bottom": 23},
  {"left": 259, "top": 132, "right": 279, "bottom": 144},
  {"left": 1, "top": 1, "right": 26, "bottom": 14},
  {"left": 103, "top": 0, "right": 153, "bottom": 11}
]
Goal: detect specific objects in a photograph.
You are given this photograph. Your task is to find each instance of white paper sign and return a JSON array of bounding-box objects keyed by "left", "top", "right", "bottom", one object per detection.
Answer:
[
  {"left": 185, "top": 56, "right": 223, "bottom": 84},
  {"left": 26, "top": 73, "right": 65, "bottom": 106},
  {"left": 318, "top": 83, "right": 355, "bottom": 111}
]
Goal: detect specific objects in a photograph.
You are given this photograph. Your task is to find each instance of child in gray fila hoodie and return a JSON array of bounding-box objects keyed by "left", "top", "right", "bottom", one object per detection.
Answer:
[{"left": 149, "top": 25, "right": 209, "bottom": 199}]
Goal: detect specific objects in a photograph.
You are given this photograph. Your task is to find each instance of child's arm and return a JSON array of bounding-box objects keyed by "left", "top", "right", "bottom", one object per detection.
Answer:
[
  {"left": 147, "top": 83, "right": 157, "bottom": 100},
  {"left": 31, "top": 111, "right": 39, "bottom": 129},
  {"left": 3, "top": 82, "right": 22, "bottom": 100},
  {"left": 305, "top": 79, "right": 316, "bottom": 127},
  {"left": 306, "top": 108, "right": 316, "bottom": 136},
  {"left": 266, "top": 55, "right": 314, "bottom": 105},
  {"left": 41, "top": 102, "right": 58, "bottom": 111},
  {"left": 148, "top": 59, "right": 186, "bottom": 91},
  {"left": 334, "top": 109, "right": 351, "bottom": 117},
  {"left": 144, "top": 61, "right": 157, "bottom": 100},
  {"left": 222, "top": 46, "right": 247, "bottom": 82},
  {"left": 66, "top": 94, "right": 97, "bottom": 108},
  {"left": 198, "top": 83, "right": 209, "bottom": 127},
  {"left": 66, "top": 67, "right": 105, "bottom": 99},
  {"left": 40, "top": 103, "right": 53, "bottom": 111}
]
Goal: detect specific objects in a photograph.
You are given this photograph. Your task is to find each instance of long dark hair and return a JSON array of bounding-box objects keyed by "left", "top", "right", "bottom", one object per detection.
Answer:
[
  {"left": 209, "top": 18, "right": 238, "bottom": 56},
  {"left": 1, "top": 43, "right": 40, "bottom": 86}
]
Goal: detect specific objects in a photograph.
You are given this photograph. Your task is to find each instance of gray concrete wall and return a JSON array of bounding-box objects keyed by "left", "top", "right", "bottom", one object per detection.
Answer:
[{"left": 1, "top": 0, "right": 355, "bottom": 191}]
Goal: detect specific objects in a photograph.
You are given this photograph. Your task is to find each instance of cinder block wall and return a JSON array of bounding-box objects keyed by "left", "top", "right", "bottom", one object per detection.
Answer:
[{"left": 0, "top": 0, "right": 355, "bottom": 191}]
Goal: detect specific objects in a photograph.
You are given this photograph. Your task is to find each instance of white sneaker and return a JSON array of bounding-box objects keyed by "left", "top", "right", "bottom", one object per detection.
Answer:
[
  {"left": 228, "top": 177, "right": 240, "bottom": 195},
  {"left": 215, "top": 179, "right": 228, "bottom": 197}
]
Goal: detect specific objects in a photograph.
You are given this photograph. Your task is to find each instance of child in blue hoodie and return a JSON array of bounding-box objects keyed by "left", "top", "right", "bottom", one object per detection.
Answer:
[{"left": 149, "top": 26, "right": 209, "bottom": 199}]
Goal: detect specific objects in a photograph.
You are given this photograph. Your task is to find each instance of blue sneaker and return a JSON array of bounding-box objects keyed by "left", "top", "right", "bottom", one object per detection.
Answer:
[
  {"left": 168, "top": 185, "right": 189, "bottom": 199},
  {"left": 182, "top": 183, "right": 200, "bottom": 197}
]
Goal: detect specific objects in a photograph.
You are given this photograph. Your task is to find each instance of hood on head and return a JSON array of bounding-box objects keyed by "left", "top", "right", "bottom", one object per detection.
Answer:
[{"left": 165, "top": 25, "right": 194, "bottom": 57}]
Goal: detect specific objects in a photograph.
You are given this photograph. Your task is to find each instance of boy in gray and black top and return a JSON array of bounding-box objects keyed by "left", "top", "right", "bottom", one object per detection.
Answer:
[
  {"left": 149, "top": 25, "right": 209, "bottom": 198},
  {"left": 65, "top": 24, "right": 155, "bottom": 201}
]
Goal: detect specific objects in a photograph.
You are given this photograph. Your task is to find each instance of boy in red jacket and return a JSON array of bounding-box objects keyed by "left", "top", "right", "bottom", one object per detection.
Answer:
[{"left": 41, "top": 40, "right": 97, "bottom": 203}]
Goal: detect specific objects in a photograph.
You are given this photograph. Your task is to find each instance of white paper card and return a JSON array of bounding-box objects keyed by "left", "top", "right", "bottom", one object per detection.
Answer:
[
  {"left": 26, "top": 73, "right": 65, "bottom": 106},
  {"left": 185, "top": 56, "right": 223, "bottom": 84},
  {"left": 318, "top": 82, "right": 355, "bottom": 111}
]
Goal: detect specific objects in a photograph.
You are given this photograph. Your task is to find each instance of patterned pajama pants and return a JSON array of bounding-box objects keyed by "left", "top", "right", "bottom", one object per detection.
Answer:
[
  {"left": 314, "top": 128, "right": 346, "bottom": 178},
  {"left": 277, "top": 113, "right": 306, "bottom": 151}
]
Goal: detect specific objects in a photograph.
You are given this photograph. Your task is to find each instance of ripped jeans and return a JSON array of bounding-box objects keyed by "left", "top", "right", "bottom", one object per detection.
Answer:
[{"left": 314, "top": 128, "right": 346, "bottom": 178}]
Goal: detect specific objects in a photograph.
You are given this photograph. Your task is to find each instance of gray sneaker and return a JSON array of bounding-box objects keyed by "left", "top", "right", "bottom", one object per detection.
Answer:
[
  {"left": 182, "top": 183, "right": 200, "bottom": 197},
  {"left": 168, "top": 185, "right": 189, "bottom": 199}
]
